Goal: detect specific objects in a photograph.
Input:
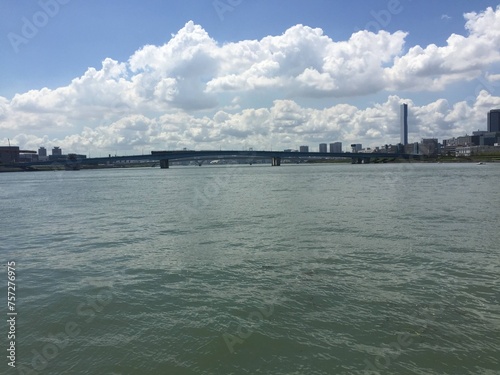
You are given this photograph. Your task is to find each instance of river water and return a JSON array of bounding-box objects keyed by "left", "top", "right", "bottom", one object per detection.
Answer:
[{"left": 1, "top": 162, "right": 499, "bottom": 374}]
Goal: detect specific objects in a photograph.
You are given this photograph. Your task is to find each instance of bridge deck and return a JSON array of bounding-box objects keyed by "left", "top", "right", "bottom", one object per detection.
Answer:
[{"left": 12, "top": 150, "right": 416, "bottom": 168}]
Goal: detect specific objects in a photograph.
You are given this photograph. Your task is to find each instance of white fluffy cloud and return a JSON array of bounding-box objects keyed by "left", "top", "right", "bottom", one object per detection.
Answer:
[
  {"left": 4, "top": 91, "right": 500, "bottom": 154},
  {"left": 2, "top": 6, "right": 500, "bottom": 152},
  {"left": 385, "top": 7, "right": 500, "bottom": 91},
  {"left": 205, "top": 26, "right": 407, "bottom": 97}
]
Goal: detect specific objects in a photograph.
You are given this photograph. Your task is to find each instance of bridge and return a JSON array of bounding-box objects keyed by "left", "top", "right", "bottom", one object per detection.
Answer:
[{"left": 11, "top": 150, "right": 418, "bottom": 170}]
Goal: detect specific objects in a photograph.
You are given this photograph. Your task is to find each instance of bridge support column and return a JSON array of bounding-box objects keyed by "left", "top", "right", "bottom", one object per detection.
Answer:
[
  {"left": 271, "top": 157, "right": 281, "bottom": 166},
  {"left": 160, "top": 159, "right": 169, "bottom": 169}
]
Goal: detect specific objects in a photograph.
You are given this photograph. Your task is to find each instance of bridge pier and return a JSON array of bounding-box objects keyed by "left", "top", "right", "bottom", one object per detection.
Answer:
[
  {"left": 350, "top": 157, "right": 373, "bottom": 164},
  {"left": 351, "top": 157, "right": 373, "bottom": 164},
  {"left": 271, "top": 157, "right": 281, "bottom": 166},
  {"left": 160, "top": 159, "right": 169, "bottom": 169}
]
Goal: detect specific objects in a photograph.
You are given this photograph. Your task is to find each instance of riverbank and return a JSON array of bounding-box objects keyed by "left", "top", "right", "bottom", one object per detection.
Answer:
[
  {"left": 2, "top": 155, "right": 499, "bottom": 172},
  {"left": 0, "top": 163, "right": 156, "bottom": 173}
]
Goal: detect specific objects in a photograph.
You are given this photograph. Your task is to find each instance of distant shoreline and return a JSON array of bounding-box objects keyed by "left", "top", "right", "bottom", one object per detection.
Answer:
[{"left": 2, "top": 156, "right": 500, "bottom": 173}]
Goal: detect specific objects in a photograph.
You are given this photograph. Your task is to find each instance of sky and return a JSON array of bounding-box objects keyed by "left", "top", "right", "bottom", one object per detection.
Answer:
[{"left": 1, "top": 0, "right": 500, "bottom": 155}]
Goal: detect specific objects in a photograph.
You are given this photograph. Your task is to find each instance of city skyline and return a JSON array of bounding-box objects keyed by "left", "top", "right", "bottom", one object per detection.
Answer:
[
  {"left": 1, "top": 2, "right": 500, "bottom": 154},
  {"left": 4, "top": 105, "right": 500, "bottom": 158}
]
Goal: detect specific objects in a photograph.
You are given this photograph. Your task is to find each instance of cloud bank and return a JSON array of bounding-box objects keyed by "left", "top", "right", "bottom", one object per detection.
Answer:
[{"left": 2, "top": 6, "right": 500, "bottom": 152}]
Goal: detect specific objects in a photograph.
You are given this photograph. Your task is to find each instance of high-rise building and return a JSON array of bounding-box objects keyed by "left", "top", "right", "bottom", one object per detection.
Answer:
[
  {"left": 420, "top": 138, "right": 439, "bottom": 156},
  {"left": 487, "top": 109, "right": 500, "bottom": 132},
  {"left": 0, "top": 146, "right": 20, "bottom": 163},
  {"left": 38, "top": 147, "right": 48, "bottom": 161},
  {"left": 330, "top": 142, "right": 342, "bottom": 153},
  {"left": 52, "top": 146, "right": 62, "bottom": 156},
  {"left": 299, "top": 145, "right": 309, "bottom": 153},
  {"left": 413, "top": 142, "right": 419, "bottom": 155},
  {"left": 400, "top": 103, "right": 408, "bottom": 145},
  {"left": 319, "top": 143, "right": 327, "bottom": 153},
  {"left": 351, "top": 144, "right": 362, "bottom": 153}
]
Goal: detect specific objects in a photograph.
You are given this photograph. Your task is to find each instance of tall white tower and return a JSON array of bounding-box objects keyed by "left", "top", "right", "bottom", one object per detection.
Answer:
[{"left": 400, "top": 103, "right": 408, "bottom": 145}]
